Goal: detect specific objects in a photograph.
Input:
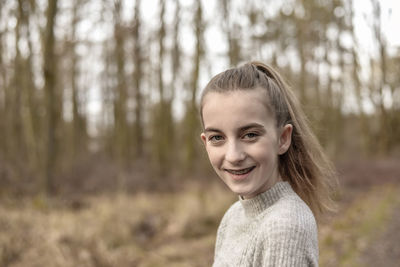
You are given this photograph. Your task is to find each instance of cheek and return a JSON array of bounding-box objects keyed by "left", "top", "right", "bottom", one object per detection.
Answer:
[
  {"left": 251, "top": 141, "right": 278, "bottom": 163},
  {"left": 206, "top": 147, "right": 223, "bottom": 167}
]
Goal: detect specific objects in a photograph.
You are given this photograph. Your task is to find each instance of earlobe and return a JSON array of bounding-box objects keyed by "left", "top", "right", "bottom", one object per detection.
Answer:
[
  {"left": 200, "top": 133, "right": 207, "bottom": 146},
  {"left": 278, "top": 124, "right": 293, "bottom": 155}
]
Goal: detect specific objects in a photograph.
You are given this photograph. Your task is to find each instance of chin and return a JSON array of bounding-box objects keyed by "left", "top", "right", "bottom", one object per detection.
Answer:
[{"left": 228, "top": 184, "right": 253, "bottom": 198}]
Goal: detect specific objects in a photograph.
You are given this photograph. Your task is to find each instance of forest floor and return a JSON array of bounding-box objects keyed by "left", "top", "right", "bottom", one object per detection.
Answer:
[{"left": 0, "top": 159, "right": 399, "bottom": 266}]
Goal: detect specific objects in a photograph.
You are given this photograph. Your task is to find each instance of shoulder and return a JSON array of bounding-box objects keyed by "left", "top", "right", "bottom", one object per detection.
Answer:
[
  {"left": 254, "top": 195, "right": 319, "bottom": 266},
  {"left": 217, "top": 200, "right": 242, "bottom": 229},
  {"left": 265, "top": 192, "right": 316, "bottom": 228},
  {"left": 257, "top": 193, "right": 318, "bottom": 248}
]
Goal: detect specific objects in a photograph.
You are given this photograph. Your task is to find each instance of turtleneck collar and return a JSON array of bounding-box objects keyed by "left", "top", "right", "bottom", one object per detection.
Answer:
[{"left": 239, "top": 181, "right": 294, "bottom": 218}]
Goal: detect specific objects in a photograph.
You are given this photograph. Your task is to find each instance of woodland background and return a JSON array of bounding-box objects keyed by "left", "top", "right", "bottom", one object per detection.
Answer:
[{"left": 0, "top": 0, "right": 399, "bottom": 266}]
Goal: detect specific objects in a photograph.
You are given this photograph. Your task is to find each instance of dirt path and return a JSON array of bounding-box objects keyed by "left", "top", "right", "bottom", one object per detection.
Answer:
[
  {"left": 361, "top": 200, "right": 400, "bottom": 266},
  {"left": 318, "top": 183, "right": 400, "bottom": 266}
]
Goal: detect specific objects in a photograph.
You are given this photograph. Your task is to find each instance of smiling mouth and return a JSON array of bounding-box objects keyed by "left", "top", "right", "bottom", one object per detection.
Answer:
[{"left": 225, "top": 166, "right": 255, "bottom": 175}]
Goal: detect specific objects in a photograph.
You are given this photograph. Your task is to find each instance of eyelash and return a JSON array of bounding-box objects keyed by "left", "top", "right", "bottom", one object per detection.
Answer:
[
  {"left": 243, "top": 132, "right": 258, "bottom": 138},
  {"left": 209, "top": 135, "right": 224, "bottom": 142},
  {"left": 243, "top": 132, "right": 259, "bottom": 140}
]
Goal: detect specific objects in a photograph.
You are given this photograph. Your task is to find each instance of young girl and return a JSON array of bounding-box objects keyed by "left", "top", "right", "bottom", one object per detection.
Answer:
[{"left": 199, "top": 62, "right": 337, "bottom": 266}]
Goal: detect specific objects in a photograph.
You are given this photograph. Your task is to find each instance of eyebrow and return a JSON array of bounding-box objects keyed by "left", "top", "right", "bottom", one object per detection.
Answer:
[
  {"left": 239, "top": 123, "right": 266, "bottom": 133},
  {"left": 203, "top": 127, "right": 222, "bottom": 133},
  {"left": 204, "top": 123, "right": 266, "bottom": 133}
]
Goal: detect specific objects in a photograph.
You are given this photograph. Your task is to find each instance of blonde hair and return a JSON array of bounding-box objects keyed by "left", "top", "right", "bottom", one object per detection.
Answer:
[{"left": 200, "top": 61, "right": 338, "bottom": 220}]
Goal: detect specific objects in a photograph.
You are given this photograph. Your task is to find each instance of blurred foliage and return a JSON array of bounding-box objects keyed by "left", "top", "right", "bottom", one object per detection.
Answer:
[{"left": 0, "top": 0, "right": 399, "bottom": 194}]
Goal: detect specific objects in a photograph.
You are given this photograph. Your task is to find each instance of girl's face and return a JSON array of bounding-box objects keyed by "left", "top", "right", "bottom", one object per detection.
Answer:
[{"left": 201, "top": 89, "right": 292, "bottom": 199}]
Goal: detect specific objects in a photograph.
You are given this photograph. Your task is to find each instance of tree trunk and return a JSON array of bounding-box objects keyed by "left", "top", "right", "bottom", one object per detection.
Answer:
[
  {"left": 152, "top": 0, "right": 175, "bottom": 174},
  {"left": 113, "top": 0, "right": 129, "bottom": 166},
  {"left": 221, "top": 0, "right": 240, "bottom": 66},
  {"left": 133, "top": 0, "right": 144, "bottom": 157},
  {"left": 70, "top": 0, "right": 87, "bottom": 158},
  {"left": 17, "top": 0, "right": 42, "bottom": 180},
  {"left": 371, "top": 0, "right": 389, "bottom": 155},
  {"left": 184, "top": 0, "right": 204, "bottom": 171},
  {"left": 349, "top": 0, "right": 369, "bottom": 155},
  {"left": 43, "top": 0, "right": 59, "bottom": 194}
]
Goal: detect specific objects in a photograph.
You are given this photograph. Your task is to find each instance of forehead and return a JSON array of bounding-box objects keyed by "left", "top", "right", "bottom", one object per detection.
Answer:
[{"left": 202, "top": 89, "right": 274, "bottom": 128}]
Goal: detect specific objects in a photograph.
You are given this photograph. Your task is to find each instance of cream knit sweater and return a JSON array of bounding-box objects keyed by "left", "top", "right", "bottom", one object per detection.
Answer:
[{"left": 213, "top": 181, "right": 318, "bottom": 267}]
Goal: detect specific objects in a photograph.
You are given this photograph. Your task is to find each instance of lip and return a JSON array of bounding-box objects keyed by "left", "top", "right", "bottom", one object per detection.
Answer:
[{"left": 224, "top": 166, "right": 255, "bottom": 181}]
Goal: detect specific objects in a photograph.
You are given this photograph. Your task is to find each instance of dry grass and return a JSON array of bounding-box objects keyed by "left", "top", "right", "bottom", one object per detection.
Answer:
[
  {"left": 0, "top": 182, "right": 235, "bottom": 267},
  {"left": 1, "top": 180, "right": 399, "bottom": 266}
]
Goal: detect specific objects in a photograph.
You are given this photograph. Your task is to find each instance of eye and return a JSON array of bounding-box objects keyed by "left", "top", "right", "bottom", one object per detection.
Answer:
[
  {"left": 242, "top": 132, "right": 259, "bottom": 140},
  {"left": 209, "top": 135, "right": 224, "bottom": 144}
]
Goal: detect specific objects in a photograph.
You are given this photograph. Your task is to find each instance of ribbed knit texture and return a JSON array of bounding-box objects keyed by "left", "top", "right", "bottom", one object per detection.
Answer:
[{"left": 213, "top": 181, "right": 318, "bottom": 267}]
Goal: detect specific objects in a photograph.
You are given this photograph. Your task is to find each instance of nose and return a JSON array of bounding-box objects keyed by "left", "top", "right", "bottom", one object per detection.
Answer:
[{"left": 225, "top": 140, "right": 246, "bottom": 164}]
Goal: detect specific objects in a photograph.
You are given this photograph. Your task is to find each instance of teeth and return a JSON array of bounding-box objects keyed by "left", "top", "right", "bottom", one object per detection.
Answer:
[{"left": 227, "top": 167, "right": 254, "bottom": 175}]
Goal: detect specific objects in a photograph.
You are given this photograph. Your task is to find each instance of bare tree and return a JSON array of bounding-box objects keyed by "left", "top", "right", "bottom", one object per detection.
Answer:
[
  {"left": 113, "top": 0, "right": 130, "bottom": 165},
  {"left": 69, "top": 0, "right": 88, "bottom": 158},
  {"left": 17, "top": 0, "right": 42, "bottom": 181},
  {"left": 0, "top": 0, "right": 5, "bottom": 157},
  {"left": 183, "top": 0, "right": 204, "bottom": 171},
  {"left": 151, "top": 0, "right": 176, "bottom": 174},
  {"left": 220, "top": 0, "right": 241, "bottom": 66},
  {"left": 349, "top": 0, "right": 369, "bottom": 155},
  {"left": 132, "top": 0, "right": 144, "bottom": 157},
  {"left": 371, "top": 0, "right": 390, "bottom": 154},
  {"left": 170, "top": 0, "right": 181, "bottom": 101},
  {"left": 43, "top": 0, "right": 60, "bottom": 194}
]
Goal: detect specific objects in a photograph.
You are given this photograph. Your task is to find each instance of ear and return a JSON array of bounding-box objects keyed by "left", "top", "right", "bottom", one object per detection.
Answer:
[
  {"left": 278, "top": 124, "right": 293, "bottom": 155},
  {"left": 200, "top": 133, "right": 207, "bottom": 146}
]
